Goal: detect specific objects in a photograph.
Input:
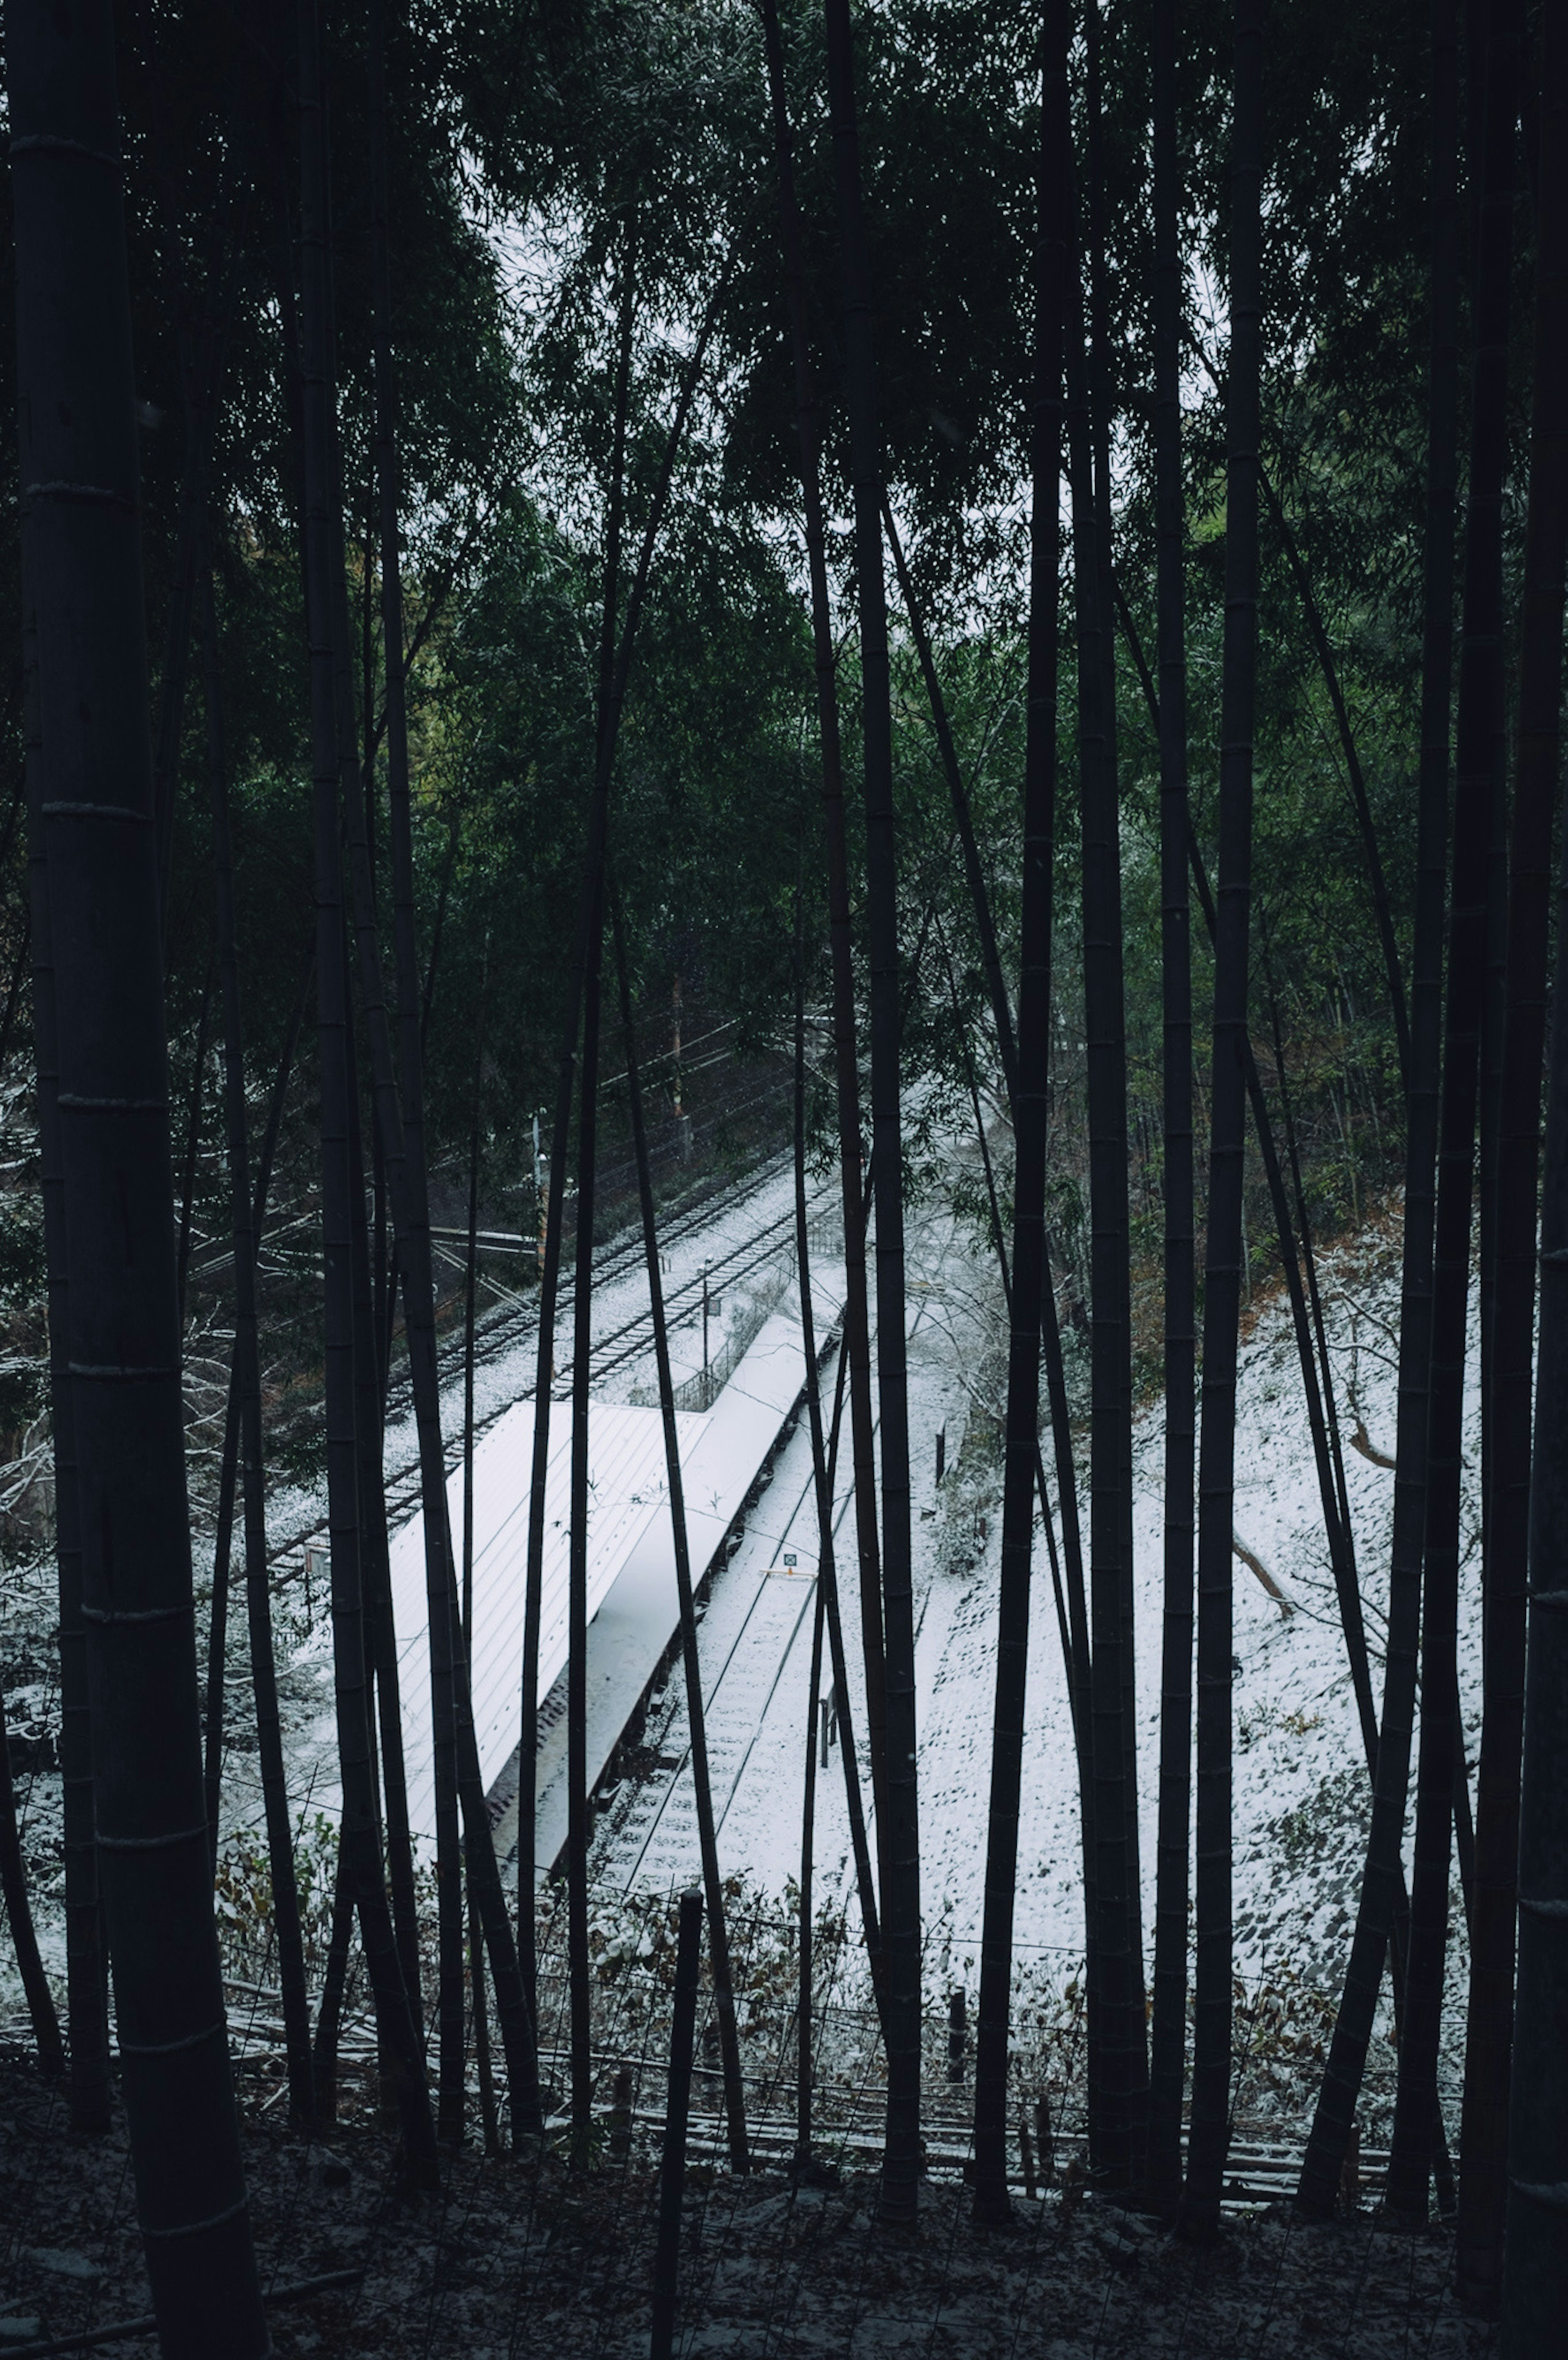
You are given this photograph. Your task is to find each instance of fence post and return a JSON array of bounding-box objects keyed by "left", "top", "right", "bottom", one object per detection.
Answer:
[
  {"left": 651, "top": 1889, "right": 703, "bottom": 2360},
  {"left": 948, "top": 1988, "right": 967, "bottom": 2083}
]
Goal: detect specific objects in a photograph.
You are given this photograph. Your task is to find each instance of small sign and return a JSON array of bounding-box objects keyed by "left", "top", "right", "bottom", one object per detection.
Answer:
[{"left": 783, "top": 1553, "right": 797, "bottom": 1568}]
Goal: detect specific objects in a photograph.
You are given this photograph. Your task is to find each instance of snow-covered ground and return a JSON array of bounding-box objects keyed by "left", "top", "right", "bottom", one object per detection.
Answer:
[
  {"left": 588, "top": 1193, "right": 1480, "bottom": 2121},
  {"left": 3, "top": 1146, "right": 1483, "bottom": 2144}
]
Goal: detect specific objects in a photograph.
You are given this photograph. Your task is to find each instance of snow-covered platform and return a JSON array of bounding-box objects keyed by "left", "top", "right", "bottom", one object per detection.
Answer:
[{"left": 383, "top": 1273, "right": 843, "bottom": 1871}]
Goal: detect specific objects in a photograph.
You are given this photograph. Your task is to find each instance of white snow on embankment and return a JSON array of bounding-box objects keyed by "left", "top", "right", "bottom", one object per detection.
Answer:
[
  {"left": 3, "top": 1156, "right": 1483, "bottom": 2141},
  {"left": 590, "top": 1194, "right": 1481, "bottom": 2096}
]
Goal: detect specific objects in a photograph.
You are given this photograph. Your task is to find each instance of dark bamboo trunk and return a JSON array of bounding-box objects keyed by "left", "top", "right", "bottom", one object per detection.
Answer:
[
  {"left": 1501, "top": 56, "right": 1568, "bottom": 2318},
  {"left": 880, "top": 504, "right": 1091, "bottom": 1778},
  {"left": 27, "top": 757, "right": 110, "bottom": 2137},
  {"left": 760, "top": 0, "right": 891, "bottom": 1885},
  {"left": 1295, "top": 0, "right": 1461, "bottom": 2219},
  {"left": 461, "top": 977, "right": 503, "bottom": 2157},
  {"left": 971, "top": 9, "right": 1066, "bottom": 2226},
  {"left": 822, "top": 0, "right": 922, "bottom": 2222},
  {"left": 514, "top": 235, "right": 728, "bottom": 2061},
  {"left": 203, "top": 945, "right": 309, "bottom": 1840},
  {"left": 787, "top": 902, "right": 884, "bottom": 2135},
  {"left": 1384, "top": 0, "right": 1522, "bottom": 2228},
  {"left": 343, "top": 1005, "right": 427, "bottom": 2099},
  {"left": 939, "top": 920, "right": 1087, "bottom": 1793},
  {"left": 9, "top": 2, "right": 270, "bottom": 2336},
  {"left": 797, "top": 1577, "right": 825, "bottom": 2167},
  {"left": 1147, "top": 0, "right": 1196, "bottom": 2222},
  {"left": 295, "top": 0, "right": 436, "bottom": 2181},
  {"left": 566, "top": 888, "right": 603, "bottom": 2147},
  {"left": 1084, "top": 17, "right": 1147, "bottom": 2166},
  {"left": 1458, "top": 0, "right": 1566, "bottom": 2300},
  {"left": 200, "top": 557, "right": 314, "bottom": 2127},
  {"left": 1179, "top": 0, "right": 1263, "bottom": 2243},
  {"left": 312, "top": 1847, "right": 356, "bottom": 2124},
  {"left": 331, "top": 0, "right": 541, "bottom": 2143},
  {"left": 612, "top": 898, "right": 751, "bottom": 2168},
  {"left": 1065, "top": 244, "right": 1141, "bottom": 2194},
  {"left": 565, "top": 219, "right": 635, "bottom": 2153}
]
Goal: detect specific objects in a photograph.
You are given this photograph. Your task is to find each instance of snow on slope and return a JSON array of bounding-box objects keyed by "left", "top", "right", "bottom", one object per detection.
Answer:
[{"left": 591, "top": 1199, "right": 1481, "bottom": 2117}]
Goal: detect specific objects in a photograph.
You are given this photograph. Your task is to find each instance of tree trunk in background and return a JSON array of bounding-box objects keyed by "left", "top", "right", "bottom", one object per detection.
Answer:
[
  {"left": 203, "top": 946, "right": 310, "bottom": 1858},
  {"left": 343, "top": 1007, "right": 428, "bottom": 2110},
  {"left": 513, "top": 234, "right": 727, "bottom": 2088},
  {"left": 1385, "top": 0, "right": 1521, "bottom": 2227},
  {"left": 565, "top": 220, "right": 635, "bottom": 2151},
  {"left": 566, "top": 880, "right": 604, "bottom": 2147},
  {"left": 1084, "top": 11, "right": 1147, "bottom": 2172},
  {"left": 1460, "top": 0, "right": 1565, "bottom": 2300},
  {"left": 972, "top": 4, "right": 1066, "bottom": 2225},
  {"left": 611, "top": 894, "right": 751, "bottom": 2170},
  {"left": 761, "top": 0, "right": 890, "bottom": 1889},
  {"left": 822, "top": 0, "right": 922, "bottom": 2224},
  {"left": 9, "top": 2, "right": 270, "bottom": 2340},
  {"left": 200, "top": 558, "right": 314, "bottom": 2128},
  {"left": 1147, "top": 0, "right": 1196, "bottom": 2221},
  {"left": 1295, "top": 0, "right": 1461, "bottom": 2219},
  {"left": 25, "top": 681, "right": 110, "bottom": 2139},
  {"left": 296, "top": 0, "right": 436, "bottom": 2180},
  {"left": 1179, "top": 0, "right": 1262, "bottom": 2244},
  {"left": 1065, "top": 258, "right": 1137, "bottom": 2193},
  {"left": 880, "top": 506, "right": 1092, "bottom": 1845}
]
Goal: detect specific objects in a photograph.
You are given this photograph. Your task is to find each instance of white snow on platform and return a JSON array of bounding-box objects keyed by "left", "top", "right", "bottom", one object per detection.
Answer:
[
  {"left": 386, "top": 1272, "right": 844, "bottom": 1848},
  {"left": 384, "top": 1396, "right": 706, "bottom": 1840}
]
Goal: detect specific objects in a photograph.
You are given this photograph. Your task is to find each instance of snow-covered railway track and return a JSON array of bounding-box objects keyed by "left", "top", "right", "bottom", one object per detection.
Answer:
[
  {"left": 267, "top": 1167, "right": 833, "bottom": 1573},
  {"left": 601, "top": 1289, "right": 935, "bottom": 1898}
]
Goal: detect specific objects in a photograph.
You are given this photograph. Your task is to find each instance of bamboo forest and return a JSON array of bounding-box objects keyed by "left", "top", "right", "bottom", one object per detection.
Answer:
[{"left": 0, "top": 0, "right": 1564, "bottom": 2351}]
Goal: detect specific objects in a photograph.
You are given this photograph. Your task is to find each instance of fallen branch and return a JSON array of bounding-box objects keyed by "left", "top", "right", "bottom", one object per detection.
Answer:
[{"left": 1233, "top": 1531, "right": 1294, "bottom": 1617}]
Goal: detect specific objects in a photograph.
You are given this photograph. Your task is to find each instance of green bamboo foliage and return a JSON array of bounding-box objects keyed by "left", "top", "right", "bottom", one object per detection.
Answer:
[{"left": 9, "top": 0, "right": 271, "bottom": 2338}]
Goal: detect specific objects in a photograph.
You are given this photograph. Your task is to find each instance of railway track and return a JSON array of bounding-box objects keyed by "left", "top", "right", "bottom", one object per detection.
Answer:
[{"left": 267, "top": 1159, "right": 836, "bottom": 1572}]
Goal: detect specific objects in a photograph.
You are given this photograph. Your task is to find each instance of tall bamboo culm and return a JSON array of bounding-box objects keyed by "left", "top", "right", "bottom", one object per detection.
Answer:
[
  {"left": 760, "top": 0, "right": 891, "bottom": 1903},
  {"left": 610, "top": 894, "right": 751, "bottom": 2170},
  {"left": 294, "top": 0, "right": 437, "bottom": 2179},
  {"left": 1294, "top": 0, "right": 1461, "bottom": 2217},
  {"left": 971, "top": 0, "right": 1067, "bottom": 2226},
  {"left": 1460, "top": 0, "right": 1566, "bottom": 2301},
  {"left": 200, "top": 558, "right": 314, "bottom": 2126},
  {"left": 822, "top": 0, "right": 922, "bottom": 2222},
  {"left": 1147, "top": 0, "right": 1196, "bottom": 2221},
  {"left": 9, "top": 1, "right": 271, "bottom": 2339},
  {"left": 1501, "top": 34, "right": 1568, "bottom": 2317},
  {"left": 1384, "top": 0, "right": 1523, "bottom": 2227},
  {"left": 1180, "top": 0, "right": 1263, "bottom": 2243}
]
